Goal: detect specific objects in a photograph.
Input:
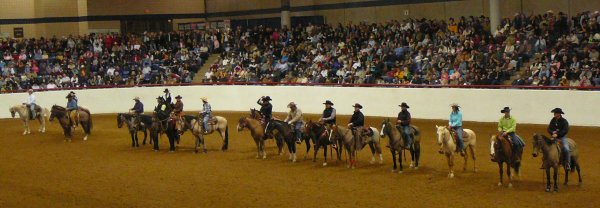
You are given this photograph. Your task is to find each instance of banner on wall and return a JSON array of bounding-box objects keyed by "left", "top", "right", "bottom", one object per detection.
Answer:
[
  {"left": 13, "top": 28, "right": 24, "bottom": 38},
  {"left": 177, "top": 20, "right": 230, "bottom": 31}
]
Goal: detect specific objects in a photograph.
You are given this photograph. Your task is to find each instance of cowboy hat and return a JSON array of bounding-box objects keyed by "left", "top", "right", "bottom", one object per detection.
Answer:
[
  {"left": 156, "top": 96, "right": 163, "bottom": 100},
  {"left": 133, "top": 96, "right": 140, "bottom": 100},
  {"left": 323, "top": 100, "right": 334, "bottom": 105},
  {"left": 262, "top": 96, "right": 272, "bottom": 101},
  {"left": 450, "top": 103, "right": 460, "bottom": 108},
  {"left": 287, "top": 102, "right": 296, "bottom": 108},
  {"left": 175, "top": 95, "right": 182, "bottom": 99},
  {"left": 163, "top": 88, "right": 169, "bottom": 93},
  {"left": 201, "top": 97, "right": 208, "bottom": 102},
  {"left": 551, "top": 108, "right": 565, "bottom": 114},
  {"left": 69, "top": 91, "right": 76, "bottom": 94},
  {"left": 352, "top": 103, "right": 363, "bottom": 109},
  {"left": 27, "top": 89, "right": 34, "bottom": 93},
  {"left": 399, "top": 102, "right": 410, "bottom": 108},
  {"left": 500, "top": 107, "right": 511, "bottom": 113}
]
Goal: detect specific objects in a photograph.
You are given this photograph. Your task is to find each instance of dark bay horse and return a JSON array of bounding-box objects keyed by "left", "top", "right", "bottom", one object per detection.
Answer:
[
  {"left": 532, "top": 134, "right": 582, "bottom": 192},
  {"left": 380, "top": 119, "right": 421, "bottom": 173},
  {"left": 304, "top": 120, "right": 340, "bottom": 166},
  {"left": 49, "top": 105, "right": 92, "bottom": 141},
  {"left": 266, "top": 120, "right": 297, "bottom": 162},
  {"left": 117, "top": 113, "right": 152, "bottom": 147},
  {"left": 153, "top": 105, "right": 178, "bottom": 152},
  {"left": 490, "top": 135, "right": 522, "bottom": 187}
]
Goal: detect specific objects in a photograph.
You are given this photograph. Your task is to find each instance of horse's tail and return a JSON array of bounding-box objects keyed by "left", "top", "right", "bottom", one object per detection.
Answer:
[
  {"left": 223, "top": 125, "right": 229, "bottom": 150},
  {"left": 411, "top": 125, "right": 420, "bottom": 137}
]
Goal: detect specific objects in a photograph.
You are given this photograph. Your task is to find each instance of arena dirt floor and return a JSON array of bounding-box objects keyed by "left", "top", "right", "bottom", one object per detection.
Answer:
[{"left": 0, "top": 111, "right": 598, "bottom": 207}]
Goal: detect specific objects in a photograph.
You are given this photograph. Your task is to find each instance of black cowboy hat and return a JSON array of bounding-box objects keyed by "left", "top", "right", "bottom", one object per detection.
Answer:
[
  {"left": 163, "top": 88, "right": 169, "bottom": 93},
  {"left": 323, "top": 100, "right": 334, "bottom": 105},
  {"left": 66, "top": 94, "right": 73, "bottom": 98},
  {"left": 500, "top": 107, "right": 511, "bottom": 113},
  {"left": 399, "top": 102, "right": 410, "bottom": 108},
  {"left": 450, "top": 103, "right": 460, "bottom": 108},
  {"left": 175, "top": 95, "right": 182, "bottom": 99},
  {"left": 156, "top": 96, "right": 163, "bottom": 100},
  {"left": 262, "top": 96, "right": 272, "bottom": 101},
  {"left": 352, "top": 103, "right": 363, "bottom": 109},
  {"left": 69, "top": 91, "right": 75, "bottom": 94},
  {"left": 551, "top": 108, "right": 565, "bottom": 114}
]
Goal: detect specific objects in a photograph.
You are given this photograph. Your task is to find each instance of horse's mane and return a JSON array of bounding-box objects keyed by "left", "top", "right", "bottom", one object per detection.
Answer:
[
  {"left": 183, "top": 115, "right": 197, "bottom": 123},
  {"left": 534, "top": 134, "right": 554, "bottom": 144}
]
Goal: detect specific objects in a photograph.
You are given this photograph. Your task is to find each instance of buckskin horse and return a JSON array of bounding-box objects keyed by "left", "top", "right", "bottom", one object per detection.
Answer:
[
  {"left": 9, "top": 104, "right": 49, "bottom": 135},
  {"left": 304, "top": 120, "right": 340, "bottom": 166},
  {"left": 49, "top": 105, "right": 92, "bottom": 141},
  {"left": 352, "top": 126, "right": 383, "bottom": 166},
  {"left": 490, "top": 134, "right": 523, "bottom": 187},
  {"left": 180, "top": 114, "right": 229, "bottom": 153},
  {"left": 532, "top": 134, "right": 582, "bottom": 192},
  {"left": 435, "top": 125, "right": 477, "bottom": 178},
  {"left": 237, "top": 116, "right": 284, "bottom": 159},
  {"left": 380, "top": 119, "right": 421, "bottom": 173}
]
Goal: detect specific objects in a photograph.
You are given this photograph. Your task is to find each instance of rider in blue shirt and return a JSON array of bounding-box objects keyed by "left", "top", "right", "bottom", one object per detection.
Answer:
[{"left": 448, "top": 103, "right": 465, "bottom": 156}]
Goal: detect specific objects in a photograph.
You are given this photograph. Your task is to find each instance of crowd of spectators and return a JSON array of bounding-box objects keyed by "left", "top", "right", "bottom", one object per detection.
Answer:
[
  {"left": 0, "top": 30, "right": 223, "bottom": 92},
  {"left": 204, "top": 11, "right": 600, "bottom": 88}
]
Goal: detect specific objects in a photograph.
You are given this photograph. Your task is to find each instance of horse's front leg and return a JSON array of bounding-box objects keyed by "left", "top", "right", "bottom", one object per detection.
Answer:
[
  {"left": 254, "top": 139, "right": 260, "bottom": 159},
  {"left": 323, "top": 144, "right": 328, "bottom": 166},
  {"left": 498, "top": 162, "right": 503, "bottom": 186},
  {"left": 260, "top": 139, "right": 267, "bottom": 159},
  {"left": 134, "top": 131, "right": 140, "bottom": 147},
  {"left": 304, "top": 138, "right": 311, "bottom": 160},
  {"left": 545, "top": 168, "right": 551, "bottom": 192},
  {"left": 23, "top": 120, "right": 29, "bottom": 135},
  {"left": 391, "top": 149, "right": 397, "bottom": 172},
  {"left": 398, "top": 148, "right": 403, "bottom": 173},
  {"left": 130, "top": 131, "right": 136, "bottom": 147},
  {"left": 507, "top": 162, "right": 513, "bottom": 188},
  {"left": 368, "top": 142, "right": 376, "bottom": 164},
  {"left": 142, "top": 129, "right": 148, "bottom": 145},
  {"left": 194, "top": 134, "right": 201, "bottom": 154},
  {"left": 201, "top": 135, "right": 208, "bottom": 153},
  {"left": 553, "top": 167, "right": 559, "bottom": 192},
  {"left": 414, "top": 142, "right": 421, "bottom": 168},
  {"left": 564, "top": 165, "right": 570, "bottom": 186},
  {"left": 447, "top": 153, "right": 455, "bottom": 178}
]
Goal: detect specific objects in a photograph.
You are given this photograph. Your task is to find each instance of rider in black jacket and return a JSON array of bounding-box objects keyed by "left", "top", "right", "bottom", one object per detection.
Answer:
[{"left": 547, "top": 108, "right": 571, "bottom": 170}]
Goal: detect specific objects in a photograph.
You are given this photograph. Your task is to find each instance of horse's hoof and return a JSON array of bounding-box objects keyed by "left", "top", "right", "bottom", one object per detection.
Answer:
[
  {"left": 203, "top": 149, "right": 208, "bottom": 153},
  {"left": 369, "top": 160, "right": 375, "bottom": 165},
  {"left": 169, "top": 151, "right": 174, "bottom": 153},
  {"left": 398, "top": 171, "right": 403, "bottom": 174},
  {"left": 154, "top": 150, "right": 158, "bottom": 152},
  {"left": 414, "top": 166, "right": 419, "bottom": 170},
  {"left": 448, "top": 173, "right": 454, "bottom": 178},
  {"left": 194, "top": 150, "right": 199, "bottom": 154},
  {"left": 508, "top": 183, "right": 513, "bottom": 188},
  {"left": 391, "top": 169, "right": 396, "bottom": 173},
  {"left": 323, "top": 162, "right": 327, "bottom": 166},
  {"left": 292, "top": 159, "right": 297, "bottom": 163},
  {"left": 545, "top": 188, "right": 551, "bottom": 192},
  {"left": 497, "top": 182, "right": 502, "bottom": 187},
  {"left": 83, "top": 137, "right": 88, "bottom": 141},
  {"left": 262, "top": 156, "right": 267, "bottom": 159}
]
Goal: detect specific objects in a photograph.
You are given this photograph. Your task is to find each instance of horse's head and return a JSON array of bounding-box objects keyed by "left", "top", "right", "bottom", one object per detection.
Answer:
[
  {"left": 117, "top": 113, "right": 124, "bottom": 128},
  {"left": 250, "top": 108, "right": 262, "bottom": 120},
  {"left": 49, "top": 105, "right": 61, "bottom": 121},
  {"left": 380, "top": 119, "right": 391, "bottom": 138},
  {"left": 237, "top": 117, "right": 247, "bottom": 132},
  {"left": 532, "top": 133, "right": 542, "bottom": 157},
  {"left": 435, "top": 125, "right": 447, "bottom": 145}
]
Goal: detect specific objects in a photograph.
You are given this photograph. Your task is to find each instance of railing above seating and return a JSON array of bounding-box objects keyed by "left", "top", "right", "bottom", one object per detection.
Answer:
[{"left": 2, "top": 82, "right": 600, "bottom": 94}]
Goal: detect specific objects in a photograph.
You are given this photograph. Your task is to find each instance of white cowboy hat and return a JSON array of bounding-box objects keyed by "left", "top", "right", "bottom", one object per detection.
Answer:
[
  {"left": 201, "top": 97, "right": 208, "bottom": 101},
  {"left": 133, "top": 96, "right": 140, "bottom": 100}
]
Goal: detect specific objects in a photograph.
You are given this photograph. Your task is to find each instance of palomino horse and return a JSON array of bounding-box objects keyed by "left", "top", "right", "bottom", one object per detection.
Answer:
[
  {"left": 331, "top": 125, "right": 357, "bottom": 169},
  {"left": 380, "top": 119, "right": 421, "bottom": 173},
  {"left": 9, "top": 104, "right": 49, "bottom": 135},
  {"left": 237, "top": 117, "right": 284, "bottom": 159},
  {"left": 181, "top": 115, "right": 229, "bottom": 153},
  {"left": 49, "top": 105, "right": 92, "bottom": 141},
  {"left": 304, "top": 120, "right": 340, "bottom": 166},
  {"left": 353, "top": 127, "right": 383, "bottom": 165},
  {"left": 117, "top": 113, "right": 152, "bottom": 147},
  {"left": 435, "top": 126, "right": 477, "bottom": 178},
  {"left": 266, "top": 120, "right": 297, "bottom": 162},
  {"left": 532, "top": 134, "right": 582, "bottom": 192},
  {"left": 490, "top": 135, "right": 522, "bottom": 187}
]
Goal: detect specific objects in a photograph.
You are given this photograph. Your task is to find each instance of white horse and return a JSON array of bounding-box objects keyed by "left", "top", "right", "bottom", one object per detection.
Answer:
[
  {"left": 9, "top": 104, "right": 49, "bottom": 135},
  {"left": 435, "top": 125, "right": 477, "bottom": 178}
]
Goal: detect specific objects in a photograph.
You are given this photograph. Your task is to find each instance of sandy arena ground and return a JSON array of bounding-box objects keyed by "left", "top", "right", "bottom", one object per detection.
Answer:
[{"left": 0, "top": 112, "right": 598, "bottom": 207}]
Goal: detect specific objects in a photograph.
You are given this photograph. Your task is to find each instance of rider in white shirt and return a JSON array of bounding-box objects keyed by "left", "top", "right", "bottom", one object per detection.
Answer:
[{"left": 25, "top": 89, "right": 36, "bottom": 118}]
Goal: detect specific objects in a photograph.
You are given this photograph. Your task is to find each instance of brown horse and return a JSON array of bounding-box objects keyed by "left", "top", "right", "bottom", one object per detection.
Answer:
[
  {"left": 49, "top": 105, "right": 92, "bottom": 141},
  {"left": 490, "top": 135, "right": 522, "bottom": 187},
  {"left": 237, "top": 117, "right": 284, "bottom": 159},
  {"left": 532, "top": 134, "right": 582, "bottom": 192},
  {"left": 304, "top": 120, "right": 341, "bottom": 166}
]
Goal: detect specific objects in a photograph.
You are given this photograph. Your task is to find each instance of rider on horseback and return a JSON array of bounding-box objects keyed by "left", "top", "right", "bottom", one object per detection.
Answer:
[
  {"left": 257, "top": 96, "right": 273, "bottom": 138},
  {"left": 25, "top": 89, "right": 36, "bottom": 119},
  {"left": 496, "top": 107, "right": 525, "bottom": 162},
  {"left": 173, "top": 95, "right": 184, "bottom": 133},
  {"left": 319, "top": 100, "right": 336, "bottom": 148},
  {"left": 130, "top": 97, "right": 144, "bottom": 128},
  {"left": 396, "top": 102, "right": 412, "bottom": 149},
  {"left": 348, "top": 103, "right": 370, "bottom": 142},
  {"left": 448, "top": 103, "right": 465, "bottom": 156},
  {"left": 548, "top": 108, "right": 570, "bottom": 171},
  {"left": 284, "top": 102, "right": 303, "bottom": 144},
  {"left": 200, "top": 97, "right": 212, "bottom": 134},
  {"left": 162, "top": 88, "right": 172, "bottom": 105},
  {"left": 66, "top": 93, "right": 79, "bottom": 127}
]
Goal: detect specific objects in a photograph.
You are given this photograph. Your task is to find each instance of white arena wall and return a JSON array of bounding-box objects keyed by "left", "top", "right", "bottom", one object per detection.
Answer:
[{"left": 1, "top": 86, "right": 599, "bottom": 127}]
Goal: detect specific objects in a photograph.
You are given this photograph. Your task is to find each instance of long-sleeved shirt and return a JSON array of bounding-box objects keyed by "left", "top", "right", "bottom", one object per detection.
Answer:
[
  {"left": 201, "top": 103, "right": 212, "bottom": 116},
  {"left": 26, "top": 94, "right": 36, "bottom": 104},
  {"left": 397, "top": 110, "right": 411, "bottom": 126},
  {"left": 548, "top": 116, "right": 569, "bottom": 138},
  {"left": 349, "top": 111, "right": 365, "bottom": 127},
  {"left": 449, "top": 111, "right": 463, "bottom": 127},
  {"left": 163, "top": 93, "right": 172, "bottom": 104},
  {"left": 174, "top": 101, "right": 184, "bottom": 113},
  {"left": 285, "top": 108, "right": 303, "bottom": 123},
  {"left": 498, "top": 116, "right": 517, "bottom": 133},
  {"left": 66, "top": 99, "right": 78, "bottom": 110},
  {"left": 131, "top": 101, "right": 144, "bottom": 114},
  {"left": 257, "top": 99, "right": 272, "bottom": 120},
  {"left": 322, "top": 107, "right": 336, "bottom": 124}
]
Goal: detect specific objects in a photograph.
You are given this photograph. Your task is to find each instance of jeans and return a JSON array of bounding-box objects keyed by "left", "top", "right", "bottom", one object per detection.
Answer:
[
  {"left": 203, "top": 115, "right": 210, "bottom": 132},
  {"left": 402, "top": 125, "right": 412, "bottom": 147},
  {"left": 452, "top": 126, "right": 464, "bottom": 151},
  {"left": 293, "top": 122, "right": 302, "bottom": 140},
  {"left": 506, "top": 132, "right": 524, "bottom": 150},
  {"left": 30, "top": 104, "right": 36, "bottom": 118},
  {"left": 559, "top": 136, "right": 571, "bottom": 168}
]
